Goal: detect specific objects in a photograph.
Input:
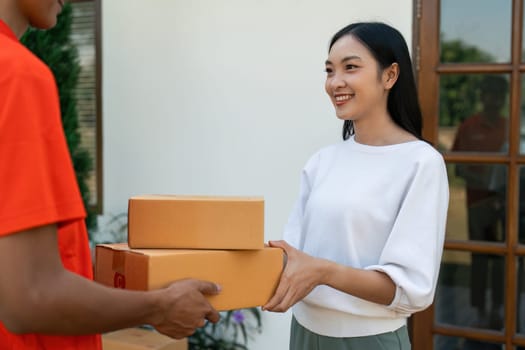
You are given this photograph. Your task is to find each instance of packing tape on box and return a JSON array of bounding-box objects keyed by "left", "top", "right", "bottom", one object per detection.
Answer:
[{"left": 112, "top": 250, "right": 126, "bottom": 288}]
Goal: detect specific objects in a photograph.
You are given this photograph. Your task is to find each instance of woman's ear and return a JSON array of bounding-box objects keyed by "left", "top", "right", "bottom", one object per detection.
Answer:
[{"left": 383, "top": 63, "right": 399, "bottom": 90}]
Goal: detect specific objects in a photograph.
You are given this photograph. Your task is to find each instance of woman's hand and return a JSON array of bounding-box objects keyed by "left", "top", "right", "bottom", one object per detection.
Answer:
[{"left": 262, "top": 240, "right": 327, "bottom": 313}]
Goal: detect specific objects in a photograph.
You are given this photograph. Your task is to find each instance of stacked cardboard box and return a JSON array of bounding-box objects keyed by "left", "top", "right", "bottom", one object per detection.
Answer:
[
  {"left": 95, "top": 195, "right": 284, "bottom": 311},
  {"left": 102, "top": 327, "right": 188, "bottom": 350},
  {"left": 127, "top": 195, "right": 265, "bottom": 250}
]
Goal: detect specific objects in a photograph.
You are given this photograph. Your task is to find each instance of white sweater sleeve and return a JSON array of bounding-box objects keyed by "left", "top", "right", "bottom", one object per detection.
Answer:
[
  {"left": 282, "top": 152, "right": 320, "bottom": 249},
  {"left": 365, "top": 153, "right": 449, "bottom": 315}
]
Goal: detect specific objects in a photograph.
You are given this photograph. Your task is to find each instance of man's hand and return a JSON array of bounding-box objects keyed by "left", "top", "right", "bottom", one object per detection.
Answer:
[
  {"left": 0, "top": 225, "right": 222, "bottom": 337},
  {"left": 151, "top": 279, "right": 221, "bottom": 339}
]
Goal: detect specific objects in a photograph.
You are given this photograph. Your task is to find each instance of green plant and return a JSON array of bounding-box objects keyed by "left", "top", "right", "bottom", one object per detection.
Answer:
[
  {"left": 21, "top": 3, "right": 96, "bottom": 235},
  {"left": 439, "top": 37, "right": 495, "bottom": 127},
  {"left": 189, "top": 308, "right": 262, "bottom": 350},
  {"left": 89, "top": 212, "right": 128, "bottom": 247}
]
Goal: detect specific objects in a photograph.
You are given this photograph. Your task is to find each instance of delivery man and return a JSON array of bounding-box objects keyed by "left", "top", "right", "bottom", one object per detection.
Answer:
[{"left": 0, "top": 0, "right": 220, "bottom": 349}]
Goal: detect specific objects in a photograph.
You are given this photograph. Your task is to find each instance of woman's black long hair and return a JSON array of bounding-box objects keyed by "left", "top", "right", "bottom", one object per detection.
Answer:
[{"left": 329, "top": 22, "right": 423, "bottom": 141}]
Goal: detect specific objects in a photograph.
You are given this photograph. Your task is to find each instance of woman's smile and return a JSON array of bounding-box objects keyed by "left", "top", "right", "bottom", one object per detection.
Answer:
[{"left": 334, "top": 94, "right": 354, "bottom": 106}]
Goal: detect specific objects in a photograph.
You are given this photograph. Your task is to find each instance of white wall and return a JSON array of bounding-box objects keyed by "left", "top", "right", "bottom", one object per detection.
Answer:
[{"left": 101, "top": 1, "right": 412, "bottom": 348}]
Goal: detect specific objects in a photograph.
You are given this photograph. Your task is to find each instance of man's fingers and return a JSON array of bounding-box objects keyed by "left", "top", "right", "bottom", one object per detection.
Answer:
[
  {"left": 205, "top": 309, "right": 221, "bottom": 323},
  {"left": 157, "top": 326, "right": 195, "bottom": 340},
  {"left": 196, "top": 280, "right": 222, "bottom": 295}
]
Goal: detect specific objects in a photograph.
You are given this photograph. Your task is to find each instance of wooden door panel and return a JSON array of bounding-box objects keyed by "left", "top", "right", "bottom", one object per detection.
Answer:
[{"left": 415, "top": 0, "right": 524, "bottom": 348}]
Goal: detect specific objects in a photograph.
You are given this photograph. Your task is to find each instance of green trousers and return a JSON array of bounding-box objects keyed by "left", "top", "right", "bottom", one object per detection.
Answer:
[{"left": 290, "top": 316, "right": 411, "bottom": 350}]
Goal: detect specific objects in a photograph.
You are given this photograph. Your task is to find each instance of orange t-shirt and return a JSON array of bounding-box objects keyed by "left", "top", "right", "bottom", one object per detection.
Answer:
[
  {"left": 0, "top": 20, "right": 101, "bottom": 349},
  {"left": 452, "top": 113, "right": 507, "bottom": 153}
]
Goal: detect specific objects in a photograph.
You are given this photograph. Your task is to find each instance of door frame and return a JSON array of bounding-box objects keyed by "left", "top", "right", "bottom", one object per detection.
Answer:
[{"left": 413, "top": 0, "right": 524, "bottom": 348}]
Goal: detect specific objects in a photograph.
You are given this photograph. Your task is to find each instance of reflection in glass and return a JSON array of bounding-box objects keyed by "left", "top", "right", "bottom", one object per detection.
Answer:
[
  {"left": 440, "top": 0, "right": 511, "bottom": 63},
  {"left": 520, "top": 76, "right": 525, "bottom": 154},
  {"left": 439, "top": 74, "right": 509, "bottom": 153},
  {"left": 518, "top": 256, "right": 525, "bottom": 335},
  {"left": 434, "top": 335, "right": 503, "bottom": 350},
  {"left": 519, "top": 167, "right": 525, "bottom": 244},
  {"left": 446, "top": 163, "right": 506, "bottom": 243},
  {"left": 435, "top": 251, "right": 505, "bottom": 332},
  {"left": 523, "top": 3, "right": 525, "bottom": 63}
]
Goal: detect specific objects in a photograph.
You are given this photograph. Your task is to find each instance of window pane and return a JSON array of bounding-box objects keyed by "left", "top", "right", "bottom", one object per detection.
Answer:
[
  {"left": 523, "top": 3, "right": 525, "bottom": 63},
  {"left": 436, "top": 251, "right": 505, "bottom": 331},
  {"left": 71, "top": 1, "right": 98, "bottom": 206},
  {"left": 439, "top": 74, "right": 509, "bottom": 153},
  {"left": 434, "top": 335, "right": 504, "bottom": 350},
  {"left": 520, "top": 76, "right": 525, "bottom": 155},
  {"left": 517, "top": 256, "right": 525, "bottom": 336},
  {"left": 447, "top": 163, "right": 506, "bottom": 243},
  {"left": 518, "top": 167, "right": 525, "bottom": 244},
  {"left": 440, "top": 0, "right": 511, "bottom": 63}
]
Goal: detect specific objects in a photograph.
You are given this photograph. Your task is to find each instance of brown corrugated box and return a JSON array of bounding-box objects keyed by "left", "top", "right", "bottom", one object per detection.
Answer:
[
  {"left": 95, "top": 243, "right": 283, "bottom": 311},
  {"left": 127, "top": 195, "right": 264, "bottom": 250},
  {"left": 102, "top": 327, "right": 187, "bottom": 350}
]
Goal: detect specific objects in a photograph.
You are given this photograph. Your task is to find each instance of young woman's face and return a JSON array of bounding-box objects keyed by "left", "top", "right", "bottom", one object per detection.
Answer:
[
  {"left": 324, "top": 34, "right": 389, "bottom": 121},
  {"left": 16, "top": 0, "right": 63, "bottom": 29}
]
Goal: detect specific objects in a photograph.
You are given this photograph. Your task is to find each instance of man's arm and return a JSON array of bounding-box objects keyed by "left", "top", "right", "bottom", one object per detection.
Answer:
[{"left": 0, "top": 224, "right": 220, "bottom": 339}]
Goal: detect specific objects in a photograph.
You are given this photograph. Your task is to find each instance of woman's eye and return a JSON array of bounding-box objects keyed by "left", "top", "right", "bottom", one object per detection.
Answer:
[
  {"left": 346, "top": 64, "right": 357, "bottom": 70},
  {"left": 324, "top": 67, "right": 333, "bottom": 74}
]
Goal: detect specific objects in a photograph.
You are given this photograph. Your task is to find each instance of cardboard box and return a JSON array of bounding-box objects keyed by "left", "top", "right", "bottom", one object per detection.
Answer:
[
  {"left": 128, "top": 195, "right": 264, "bottom": 250},
  {"left": 95, "top": 243, "right": 284, "bottom": 311},
  {"left": 102, "top": 327, "right": 187, "bottom": 350}
]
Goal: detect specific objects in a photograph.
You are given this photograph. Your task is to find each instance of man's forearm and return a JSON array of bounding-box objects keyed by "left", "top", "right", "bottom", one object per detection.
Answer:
[{"left": 9, "top": 269, "right": 160, "bottom": 335}]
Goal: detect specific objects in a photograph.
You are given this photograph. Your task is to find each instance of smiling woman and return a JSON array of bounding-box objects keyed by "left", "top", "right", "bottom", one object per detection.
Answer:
[
  {"left": 324, "top": 35, "right": 400, "bottom": 128},
  {"left": 326, "top": 23, "right": 422, "bottom": 143},
  {"left": 263, "top": 22, "right": 449, "bottom": 350}
]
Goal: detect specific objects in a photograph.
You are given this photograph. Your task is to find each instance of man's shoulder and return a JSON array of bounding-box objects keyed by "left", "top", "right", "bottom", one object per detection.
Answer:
[
  {"left": 459, "top": 113, "right": 484, "bottom": 127},
  {"left": 0, "top": 36, "right": 52, "bottom": 83}
]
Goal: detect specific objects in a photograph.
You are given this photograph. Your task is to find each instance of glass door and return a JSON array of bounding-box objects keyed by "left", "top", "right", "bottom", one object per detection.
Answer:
[{"left": 414, "top": 0, "right": 525, "bottom": 349}]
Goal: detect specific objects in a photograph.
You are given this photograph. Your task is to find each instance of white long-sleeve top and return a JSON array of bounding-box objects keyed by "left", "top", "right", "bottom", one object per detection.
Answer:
[{"left": 284, "top": 135, "right": 449, "bottom": 337}]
